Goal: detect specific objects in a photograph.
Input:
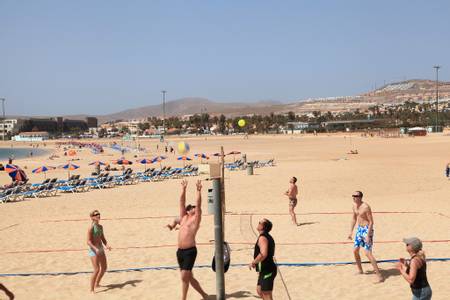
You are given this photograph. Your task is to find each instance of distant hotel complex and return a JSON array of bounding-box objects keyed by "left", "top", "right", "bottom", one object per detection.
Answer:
[{"left": 0, "top": 117, "right": 98, "bottom": 141}]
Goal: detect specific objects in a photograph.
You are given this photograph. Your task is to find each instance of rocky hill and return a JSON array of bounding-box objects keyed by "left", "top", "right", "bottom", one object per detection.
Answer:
[{"left": 68, "top": 79, "right": 450, "bottom": 123}]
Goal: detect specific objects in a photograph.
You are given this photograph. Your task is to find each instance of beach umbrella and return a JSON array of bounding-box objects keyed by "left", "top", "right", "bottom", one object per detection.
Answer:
[
  {"left": 68, "top": 149, "right": 77, "bottom": 156},
  {"left": 32, "top": 166, "right": 55, "bottom": 178},
  {"left": 89, "top": 161, "right": 105, "bottom": 175},
  {"left": 151, "top": 155, "right": 167, "bottom": 169},
  {"left": 177, "top": 156, "right": 192, "bottom": 167},
  {"left": 88, "top": 161, "right": 106, "bottom": 166},
  {"left": 227, "top": 151, "right": 241, "bottom": 162},
  {"left": 194, "top": 153, "right": 209, "bottom": 164},
  {"left": 211, "top": 152, "right": 225, "bottom": 161},
  {"left": 114, "top": 159, "right": 133, "bottom": 165},
  {"left": 137, "top": 158, "right": 153, "bottom": 171},
  {"left": 5, "top": 164, "right": 28, "bottom": 182},
  {"left": 62, "top": 162, "right": 80, "bottom": 179}
]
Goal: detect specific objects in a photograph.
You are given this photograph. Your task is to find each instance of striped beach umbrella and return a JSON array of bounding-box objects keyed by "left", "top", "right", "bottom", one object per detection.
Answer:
[
  {"left": 177, "top": 156, "right": 192, "bottom": 167},
  {"left": 114, "top": 159, "right": 133, "bottom": 165},
  {"left": 62, "top": 162, "right": 80, "bottom": 179},
  {"left": 151, "top": 155, "right": 167, "bottom": 169},
  {"left": 5, "top": 164, "right": 28, "bottom": 182},
  {"left": 32, "top": 166, "right": 55, "bottom": 178},
  {"left": 194, "top": 153, "right": 209, "bottom": 164},
  {"left": 137, "top": 158, "right": 153, "bottom": 171},
  {"left": 177, "top": 156, "right": 192, "bottom": 161}
]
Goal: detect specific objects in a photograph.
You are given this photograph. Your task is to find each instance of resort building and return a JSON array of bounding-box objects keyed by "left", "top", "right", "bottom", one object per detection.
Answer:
[{"left": 13, "top": 131, "right": 50, "bottom": 142}]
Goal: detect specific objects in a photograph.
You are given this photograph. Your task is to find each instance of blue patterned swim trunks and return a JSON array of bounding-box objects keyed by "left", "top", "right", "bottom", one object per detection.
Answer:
[{"left": 354, "top": 225, "right": 373, "bottom": 251}]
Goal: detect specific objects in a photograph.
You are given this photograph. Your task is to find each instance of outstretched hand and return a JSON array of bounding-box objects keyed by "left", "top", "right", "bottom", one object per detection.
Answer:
[
  {"left": 196, "top": 180, "right": 202, "bottom": 191},
  {"left": 181, "top": 179, "right": 188, "bottom": 189}
]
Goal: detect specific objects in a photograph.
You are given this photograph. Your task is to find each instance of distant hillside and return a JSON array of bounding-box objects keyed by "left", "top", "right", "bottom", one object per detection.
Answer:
[
  {"left": 61, "top": 79, "right": 450, "bottom": 123},
  {"left": 94, "top": 98, "right": 283, "bottom": 123}
]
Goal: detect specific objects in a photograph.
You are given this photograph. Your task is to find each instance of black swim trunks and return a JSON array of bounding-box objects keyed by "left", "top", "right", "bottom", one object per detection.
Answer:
[
  {"left": 289, "top": 198, "right": 297, "bottom": 207},
  {"left": 257, "top": 268, "right": 277, "bottom": 291},
  {"left": 177, "top": 247, "right": 197, "bottom": 271}
]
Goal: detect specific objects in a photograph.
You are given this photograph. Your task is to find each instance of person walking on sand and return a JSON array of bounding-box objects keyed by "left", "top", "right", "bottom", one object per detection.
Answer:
[
  {"left": 177, "top": 180, "right": 208, "bottom": 300},
  {"left": 249, "top": 218, "right": 277, "bottom": 300},
  {"left": 87, "top": 210, "right": 112, "bottom": 293},
  {"left": 347, "top": 191, "right": 384, "bottom": 283},
  {"left": 396, "top": 237, "right": 432, "bottom": 300},
  {"left": 284, "top": 176, "right": 299, "bottom": 225}
]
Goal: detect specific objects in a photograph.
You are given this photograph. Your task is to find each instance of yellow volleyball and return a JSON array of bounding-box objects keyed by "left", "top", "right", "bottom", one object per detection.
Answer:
[
  {"left": 177, "top": 141, "right": 190, "bottom": 155},
  {"left": 238, "top": 119, "right": 246, "bottom": 127}
]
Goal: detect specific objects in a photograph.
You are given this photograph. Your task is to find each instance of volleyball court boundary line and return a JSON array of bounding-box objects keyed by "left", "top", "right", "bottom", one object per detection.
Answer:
[
  {"left": 2, "top": 239, "right": 450, "bottom": 255},
  {"left": 37, "top": 210, "right": 429, "bottom": 223}
]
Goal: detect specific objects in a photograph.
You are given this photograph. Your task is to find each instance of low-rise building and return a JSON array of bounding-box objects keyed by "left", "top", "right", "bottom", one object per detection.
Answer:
[{"left": 13, "top": 131, "right": 50, "bottom": 142}]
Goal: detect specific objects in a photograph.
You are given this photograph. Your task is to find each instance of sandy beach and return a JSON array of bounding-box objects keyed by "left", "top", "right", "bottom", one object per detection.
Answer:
[{"left": 0, "top": 133, "right": 449, "bottom": 299}]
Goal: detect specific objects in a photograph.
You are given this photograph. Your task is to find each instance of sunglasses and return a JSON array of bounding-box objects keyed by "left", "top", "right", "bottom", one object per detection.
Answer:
[
  {"left": 92, "top": 213, "right": 100, "bottom": 217},
  {"left": 352, "top": 195, "right": 361, "bottom": 198}
]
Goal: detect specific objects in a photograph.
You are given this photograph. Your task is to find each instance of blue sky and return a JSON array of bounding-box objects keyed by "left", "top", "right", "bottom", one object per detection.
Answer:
[{"left": 1, "top": 0, "right": 449, "bottom": 116}]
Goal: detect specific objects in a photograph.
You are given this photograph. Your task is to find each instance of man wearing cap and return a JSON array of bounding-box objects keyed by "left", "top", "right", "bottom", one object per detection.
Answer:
[
  {"left": 397, "top": 237, "right": 432, "bottom": 300},
  {"left": 347, "top": 191, "right": 384, "bottom": 283},
  {"left": 176, "top": 179, "right": 208, "bottom": 300}
]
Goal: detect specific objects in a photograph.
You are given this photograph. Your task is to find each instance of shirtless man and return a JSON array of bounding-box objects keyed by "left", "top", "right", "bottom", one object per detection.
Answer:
[
  {"left": 177, "top": 179, "right": 208, "bottom": 300},
  {"left": 284, "top": 177, "right": 299, "bottom": 226},
  {"left": 347, "top": 191, "right": 384, "bottom": 283}
]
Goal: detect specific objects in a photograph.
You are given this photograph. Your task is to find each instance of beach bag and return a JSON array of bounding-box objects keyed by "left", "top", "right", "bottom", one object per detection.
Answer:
[{"left": 212, "top": 242, "right": 231, "bottom": 273}]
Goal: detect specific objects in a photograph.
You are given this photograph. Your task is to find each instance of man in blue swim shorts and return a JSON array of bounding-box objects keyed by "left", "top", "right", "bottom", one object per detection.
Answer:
[{"left": 348, "top": 191, "right": 384, "bottom": 283}]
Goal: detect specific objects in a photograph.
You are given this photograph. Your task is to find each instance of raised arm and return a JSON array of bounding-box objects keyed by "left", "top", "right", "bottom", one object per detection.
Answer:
[
  {"left": 194, "top": 180, "right": 202, "bottom": 225},
  {"left": 179, "top": 179, "right": 188, "bottom": 219}
]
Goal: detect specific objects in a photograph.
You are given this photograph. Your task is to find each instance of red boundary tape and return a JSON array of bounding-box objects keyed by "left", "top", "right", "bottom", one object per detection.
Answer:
[{"left": 38, "top": 211, "right": 427, "bottom": 223}]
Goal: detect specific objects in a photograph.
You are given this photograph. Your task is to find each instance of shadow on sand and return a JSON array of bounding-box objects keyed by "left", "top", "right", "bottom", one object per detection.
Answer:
[
  {"left": 97, "top": 279, "right": 143, "bottom": 293},
  {"left": 365, "top": 267, "right": 401, "bottom": 280},
  {"left": 205, "top": 290, "right": 257, "bottom": 299},
  {"left": 297, "top": 222, "right": 318, "bottom": 227}
]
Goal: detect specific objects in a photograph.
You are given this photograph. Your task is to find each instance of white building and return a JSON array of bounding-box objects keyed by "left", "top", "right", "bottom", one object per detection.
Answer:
[
  {"left": 13, "top": 131, "right": 50, "bottom": 142},
  {"left": 0, "top": 119, "right": 20, "bottom": 138}
]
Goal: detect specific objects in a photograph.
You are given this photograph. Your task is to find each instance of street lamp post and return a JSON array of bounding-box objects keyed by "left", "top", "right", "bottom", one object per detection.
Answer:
[
  {"left": 0, "top": 98, "right": 5, "bottom": 141},
  {"left": 433, "top": 65, "right": 440, "bottom": 132},
  {"left": 161, "top": 90, "right": 167, "bottom": 136}
]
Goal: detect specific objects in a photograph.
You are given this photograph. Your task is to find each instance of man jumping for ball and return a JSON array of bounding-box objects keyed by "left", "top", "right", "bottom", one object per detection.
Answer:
[{"left": 176, "top": 179, "right": 208, "bottom": 300}]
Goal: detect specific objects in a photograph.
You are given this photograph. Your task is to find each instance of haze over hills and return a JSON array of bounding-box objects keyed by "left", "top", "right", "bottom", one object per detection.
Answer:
[{"left": 57, "top": 79, "right": 450, "bottom": 123}]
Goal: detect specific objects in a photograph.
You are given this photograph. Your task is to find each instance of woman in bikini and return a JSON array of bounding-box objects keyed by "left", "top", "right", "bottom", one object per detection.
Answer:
[{"left": 87, "top": 210, "right": 112, "bottom": 293}]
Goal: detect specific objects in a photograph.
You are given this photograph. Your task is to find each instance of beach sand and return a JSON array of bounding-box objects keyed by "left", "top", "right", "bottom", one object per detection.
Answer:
[{"left": 0, "top": 133, "right": 449, "bottom": 299}]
